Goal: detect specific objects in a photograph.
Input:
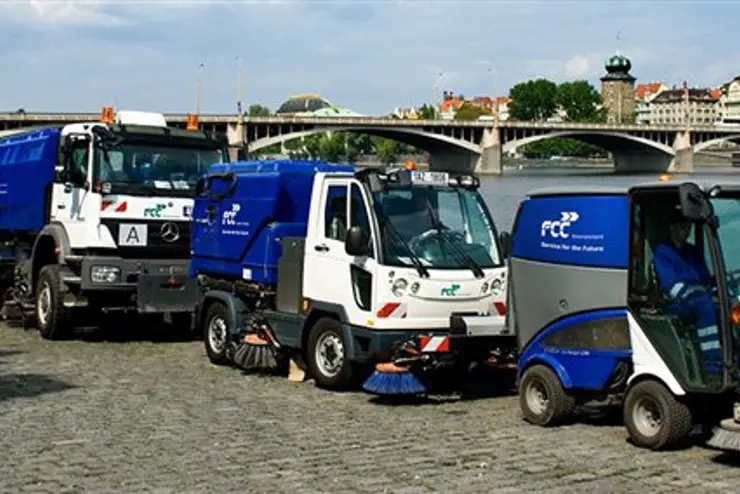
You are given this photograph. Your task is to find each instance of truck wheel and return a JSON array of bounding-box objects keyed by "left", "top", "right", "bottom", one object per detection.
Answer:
[
  {"left": 306, "top": 317, "right": 352, "bottom": 391},
  {"left": 203, "top": 303, "right": 230, "bottom": 365},
  {"left": 35, "top": 265, "right": 72, "bottom": 340},
  {"left": 624, "top": 379, "right": 692, "bottom": 450},
  {"left": 519, "top": 364, "right": 575, "bottom": 426}
]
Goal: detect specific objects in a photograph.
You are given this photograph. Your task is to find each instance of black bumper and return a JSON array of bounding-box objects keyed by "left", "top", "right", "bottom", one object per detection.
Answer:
[{"left": 79, "top": 257, "right": 198, "bottom": 313}]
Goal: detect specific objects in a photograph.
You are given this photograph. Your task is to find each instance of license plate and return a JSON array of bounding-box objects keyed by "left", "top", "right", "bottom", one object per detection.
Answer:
[{"left": 410, "top": 171, "right": 449, "bottom": 186}]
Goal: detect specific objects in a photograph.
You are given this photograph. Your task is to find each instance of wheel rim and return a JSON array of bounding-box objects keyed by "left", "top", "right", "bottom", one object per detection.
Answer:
[
  {"left": 315, "top": 332, "right": 344, "bottom": 378},
  {"left": 37, "top": 282, "right": 52, "bottom": 327},
  {"left": 207, "top": 316, "right": 227, "bottom": 354},
  {"left": 633, "top": 396, "right": 662, "bottom": 438},
  {"left": 525, "top": 378, "right": 549, "bottom": 416}
]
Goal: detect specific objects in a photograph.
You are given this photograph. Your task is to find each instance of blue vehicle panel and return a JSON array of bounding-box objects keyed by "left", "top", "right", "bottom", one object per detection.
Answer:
[
  {"left": 190, "top": 159, "right": 354, "bottom": 285},
  {"left": 511, "top": 194, "right": 630, "bottom": 269},
  {"left": 517, "top": 309, "right": 632, "bottom": 390},
  {"left": 0, "top": 128, "right": 60, "bottom": 233}
]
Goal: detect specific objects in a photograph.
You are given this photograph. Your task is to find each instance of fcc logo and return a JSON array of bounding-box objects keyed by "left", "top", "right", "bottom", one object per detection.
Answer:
[{"left": 541, "top": 211, "right": 580, "bottom": 239}]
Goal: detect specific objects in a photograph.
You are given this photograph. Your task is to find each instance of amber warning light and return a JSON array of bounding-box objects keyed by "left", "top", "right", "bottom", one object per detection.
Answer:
[
  {"left": 187, "top": 113, "right": 199, "bottom": 131},
  {"left": 100, "top": 106, "right": 115, "bottom": 124}
]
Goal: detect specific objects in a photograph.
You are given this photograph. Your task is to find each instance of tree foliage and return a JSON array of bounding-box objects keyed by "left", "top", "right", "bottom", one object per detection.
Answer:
[
  {"left": 247, "top": 104, "right": 271, "bottom": 116},
  {"left": 556, "top": 80, "right": 605, "bottom": 122},
  {"left": 454, "top": 102, "right": 491, "bottom": 121},
  {"left": 417, "top": 104, "right": 436, "bottom": 119},
  {"left": 278, "top": 132, "right": 415, "bottom": 164},
  {"left": 508, "top": 79, "right": 558, "bottom": 121}
]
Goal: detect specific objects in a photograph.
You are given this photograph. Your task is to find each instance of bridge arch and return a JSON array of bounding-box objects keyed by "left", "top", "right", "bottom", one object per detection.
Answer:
[
  {"left": 247, "top": 126, "right": 481, "bottom": 155},
  {"left": 693, "top": 135, "right": 740, "bottom": 153},
  {"left": 502, "top": 130, "right": 675, "bottom": 156}
]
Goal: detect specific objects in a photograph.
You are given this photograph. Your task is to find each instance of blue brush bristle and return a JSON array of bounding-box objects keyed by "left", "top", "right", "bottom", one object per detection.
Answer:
[{"left": 362, "top": 370, "right": 427, "bottom": 395}]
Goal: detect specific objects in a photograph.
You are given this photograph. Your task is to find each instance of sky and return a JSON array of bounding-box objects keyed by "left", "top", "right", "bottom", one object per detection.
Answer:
[{"left": 0, "top": 0, "right": 738, "bottom": 116}]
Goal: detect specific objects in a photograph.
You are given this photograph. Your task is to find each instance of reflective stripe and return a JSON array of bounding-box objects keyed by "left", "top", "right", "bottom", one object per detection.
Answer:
[
  {"left": 701, "top": 340, "right": 721, "bottom": 351},
  {"left": 679, "top": 285, "right": 705, "bottom": 299},
  {"left": 669, "top": 282, "right": 685, "bottom": 298},
  {"left": 698, "top": 325, "right": 719, "bottom": 337}
]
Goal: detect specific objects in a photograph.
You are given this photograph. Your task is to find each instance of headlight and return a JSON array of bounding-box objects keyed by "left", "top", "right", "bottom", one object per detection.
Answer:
[
  {"left": 91, "top": 265, "right": 121, "bottom": 283},
  {"left": 490, "top": 279, "right": 503, "bottom": 296},
  {"left": 392, "top": 278, "right": 408, "bottom": 297},
  {"left": 410, "top": 282, "right": 420, "bottom": 294}
]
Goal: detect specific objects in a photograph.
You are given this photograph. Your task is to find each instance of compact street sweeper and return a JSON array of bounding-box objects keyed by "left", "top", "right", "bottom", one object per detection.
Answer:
[
  {"left": 189, "top": 159, "right": 516, "bottom": 393},
  {"left": 508, "top": 179, "right": 740, "bottom": 451}
]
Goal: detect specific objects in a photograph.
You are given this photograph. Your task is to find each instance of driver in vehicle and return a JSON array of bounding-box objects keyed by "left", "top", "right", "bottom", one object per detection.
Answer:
[{"left": 653, "top": 207, "right": 722, "bottom": 377}]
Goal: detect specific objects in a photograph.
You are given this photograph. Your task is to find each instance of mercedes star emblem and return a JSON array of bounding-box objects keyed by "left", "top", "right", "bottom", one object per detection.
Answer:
[{"left": 160, "top": 222, "right": 180, "bottom": 243}]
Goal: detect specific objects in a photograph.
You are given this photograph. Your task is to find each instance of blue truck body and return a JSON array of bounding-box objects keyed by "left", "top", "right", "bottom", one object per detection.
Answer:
[
  {"left": 189, "top": 159, "right": 355, "bottom": 285},
  {"left": 510, "top": 191, "right": 632, "bottom": 391},
  {"left": 0, "top": 128, "right": 60, "bottom": 234}
]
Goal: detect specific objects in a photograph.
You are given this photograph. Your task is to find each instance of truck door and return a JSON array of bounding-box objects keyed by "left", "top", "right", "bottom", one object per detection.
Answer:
[
  {"left": 303, "top": 178, "right": 378, "bottom": 325},
  {"left": 51, "top": 134, "right": 94, "bottom": 228}
]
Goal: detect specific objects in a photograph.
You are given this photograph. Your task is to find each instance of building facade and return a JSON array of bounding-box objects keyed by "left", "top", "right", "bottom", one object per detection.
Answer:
[
  {"left": 649, "top": 86, "right": 719, "bottom": 126},
  {"left": 600, "top": 53, "right": 637, "bottom": 123},
  {"left": 634, "top": 83, "right": 668, "bottom": 124},
  {"left": 717, "top": 76, "right": 740, "bottom": 125}
]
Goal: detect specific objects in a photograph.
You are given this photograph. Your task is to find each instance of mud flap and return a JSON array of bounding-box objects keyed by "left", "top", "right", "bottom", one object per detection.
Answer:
[{"left": 136, "top": 273, "right": 199, "bottom": 313}]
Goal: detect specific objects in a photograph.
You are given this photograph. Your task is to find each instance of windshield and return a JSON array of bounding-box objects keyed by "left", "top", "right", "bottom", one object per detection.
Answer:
[
  {"left": 710, "top": 197, "right": 740, "bottom": 303},
  {"left": 93, "top": 140, "right": 225, "bottom": 197},
  {"left": 372, "top": 185, "right": 501, "bottom": 269}
]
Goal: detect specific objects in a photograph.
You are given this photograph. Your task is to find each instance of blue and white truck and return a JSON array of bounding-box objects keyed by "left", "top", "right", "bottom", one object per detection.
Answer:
[
  {"left": 0, "top": 108, "right": 228, "bottom": 339},
  {"left": 189, "top": 159, "right": 516, "bottom": 391},
  {"left": 508, "top": 179, "right": 740, "bottom": 451}
]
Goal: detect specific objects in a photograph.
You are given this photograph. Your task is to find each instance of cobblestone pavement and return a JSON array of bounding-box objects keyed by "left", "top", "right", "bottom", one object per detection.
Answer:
[{"left": 2, "top": 322, "right": 740, "bottom": 494}]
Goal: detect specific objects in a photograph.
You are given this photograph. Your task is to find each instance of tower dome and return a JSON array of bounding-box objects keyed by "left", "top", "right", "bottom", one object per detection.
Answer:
[{"left": 605, "top": 53, "right": 631, "bottom": 73}]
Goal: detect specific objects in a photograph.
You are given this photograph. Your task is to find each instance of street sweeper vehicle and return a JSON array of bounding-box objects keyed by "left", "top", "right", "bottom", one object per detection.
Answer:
[
  {"left": 0, "top": 107, "right": 228, "bottom": 339},
  {"left": 190, "top": 159, "right": 516, "bottom": 393},
  {"left": 508, "top": 179, "right": 740, "bottom": 451}
]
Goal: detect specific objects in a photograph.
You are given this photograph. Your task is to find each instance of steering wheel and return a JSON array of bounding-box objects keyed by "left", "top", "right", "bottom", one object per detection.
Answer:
[{"left": 408, "top": 228, "right": 466, "bottom": 254}]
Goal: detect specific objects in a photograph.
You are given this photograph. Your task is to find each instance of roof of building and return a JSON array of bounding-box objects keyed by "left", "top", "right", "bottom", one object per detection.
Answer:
[
  {"left": 635, "top": 83, "right": 666, "bottom": 100},
  {"left": 275, "top": 94, "right": 362, "bottom": 116},
  {"left": 652, "top": 87, "right": 720, "bottom": 104}
]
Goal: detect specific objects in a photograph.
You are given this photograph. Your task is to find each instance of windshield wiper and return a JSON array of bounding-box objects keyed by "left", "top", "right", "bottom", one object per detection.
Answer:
[
  {"left": 422, "top": 197, "right": 485, "bottom": 279},
  {"left": 376, "top": 207, "right": 430, "bottom": 278}
]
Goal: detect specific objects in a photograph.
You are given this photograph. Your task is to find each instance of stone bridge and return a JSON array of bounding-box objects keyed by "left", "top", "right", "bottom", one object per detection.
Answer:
[{"left": 1, "top": 112, "right": 739, "bottom": 174}]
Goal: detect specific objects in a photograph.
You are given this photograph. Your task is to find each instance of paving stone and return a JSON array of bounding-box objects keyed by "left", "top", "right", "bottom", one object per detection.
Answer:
[{"left": 2, "top": 323, "right": 740, "bottom": 492}]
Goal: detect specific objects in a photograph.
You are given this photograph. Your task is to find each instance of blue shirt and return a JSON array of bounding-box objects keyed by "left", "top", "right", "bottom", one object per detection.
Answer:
[{"left": 653, "top": 240, "right": 712, "bottom": 301}]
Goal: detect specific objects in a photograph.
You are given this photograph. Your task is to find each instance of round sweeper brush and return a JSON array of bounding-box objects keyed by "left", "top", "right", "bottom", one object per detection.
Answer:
[
  {"left": 232, "top": 333, "right": 279, "bottom": 372},
  {"left": 362, "top": 362, "right": 427, "bottom": 395}
]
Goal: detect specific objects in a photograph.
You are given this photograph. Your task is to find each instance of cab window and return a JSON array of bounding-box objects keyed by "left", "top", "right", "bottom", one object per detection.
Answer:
[
  {"left": 349, "top": 183, "right": 374, "bottom": 258},
  {"left": 324, "top": 185, "right": 348, "bottom": 241}
]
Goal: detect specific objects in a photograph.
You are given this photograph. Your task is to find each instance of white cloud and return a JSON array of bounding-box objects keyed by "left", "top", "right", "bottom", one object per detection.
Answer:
[
  {"left": 564, "top": 55, "right": 591, "bottom": 78},
  {"left": 3, "top": 0, "right": 126, "bottom": 26}
]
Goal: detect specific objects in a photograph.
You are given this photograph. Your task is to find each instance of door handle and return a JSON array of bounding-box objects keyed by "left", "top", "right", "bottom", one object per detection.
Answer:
[{"left": 314, "top": 244, "right": 329, "bottom": 253}]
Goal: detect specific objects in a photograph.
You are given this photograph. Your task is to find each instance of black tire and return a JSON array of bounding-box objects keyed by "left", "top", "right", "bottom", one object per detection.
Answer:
[
  {"left": 519, "top": 364, "right": 576, "bottom": 426},
  {"left": 306, "top": 317, "right": 353, "bottom": 391},
  {"left": 624, "top": 379, "right": 693, "bottom": 450},
  {"left": 35, "top": 265, "right": 72, "bottom": 340},
  {"left": 203, "top": 303, "right": 230, "bottom": 365}
]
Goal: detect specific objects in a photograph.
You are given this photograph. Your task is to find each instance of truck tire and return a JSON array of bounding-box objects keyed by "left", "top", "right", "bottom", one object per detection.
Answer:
[
  {"left": 624, "top": 379, "right": 692, "bottom": 450},
  {"left": 203, "top": 302, "right": 230, "bottom": 365},
  {"left": 306, "top": 317, "right": 353, "bottom": 391},
  {"left": 519, "top": 364, "right": 575, "bottom": 426},
  {"left": 35, "top": 265, "right": 72, "bottom": 340}
]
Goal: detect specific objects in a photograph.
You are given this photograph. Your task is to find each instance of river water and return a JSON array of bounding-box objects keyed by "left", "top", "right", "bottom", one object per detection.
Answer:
[{"left": 477, "top": 165, "right": 740, "bottom": 234}]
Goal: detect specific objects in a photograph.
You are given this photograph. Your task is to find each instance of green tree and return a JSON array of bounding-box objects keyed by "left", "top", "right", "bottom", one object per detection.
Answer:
[
  {"left": 247, "top": 104, "right": 271, "bottom": 116},
  {"left": 454, "top": 102, "right": 491, "bottom": 121},
  {"left": 371, "top": 136, "right": 404, "bottom": 164},
  {"left": 556, "top": 80, "right": 603, "bottom": 123},
  {"left": 508, "top": 79, "right": 558, "bottom": 121},
  {"left": 417, "top": 104, "right": 436, "bottom": 119}
]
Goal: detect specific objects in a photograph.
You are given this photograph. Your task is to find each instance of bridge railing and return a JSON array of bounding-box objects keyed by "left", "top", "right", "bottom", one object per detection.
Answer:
[{"left": 0, "top": 111, "right": 732, "bottom": 132}]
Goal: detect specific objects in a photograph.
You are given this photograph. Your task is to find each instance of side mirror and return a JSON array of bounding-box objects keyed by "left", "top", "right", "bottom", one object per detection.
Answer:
[
  {"left": 679, "top": 182, "right": 714, "bottom": 222},
  {"left": 345, "top": 226, "right": 369, "bottom": 256},
  {"left": 499, "top": 231, "right": 511, "bottom": 258}
]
